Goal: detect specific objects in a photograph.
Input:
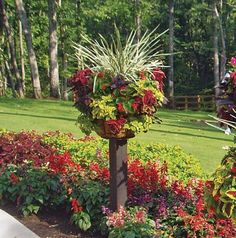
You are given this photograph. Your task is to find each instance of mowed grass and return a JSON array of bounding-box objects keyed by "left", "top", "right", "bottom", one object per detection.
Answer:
[{"left": 0, "top": 97, "right": 234, "bottom": 174}]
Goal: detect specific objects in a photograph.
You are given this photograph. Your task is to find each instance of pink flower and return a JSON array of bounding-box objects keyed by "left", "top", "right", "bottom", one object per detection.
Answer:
[
  {"left": 230, "top": 57, "right": 236, "bottom": 66},
  {"left": 107, "top": 206, "right": 126, "bottom": 227}
]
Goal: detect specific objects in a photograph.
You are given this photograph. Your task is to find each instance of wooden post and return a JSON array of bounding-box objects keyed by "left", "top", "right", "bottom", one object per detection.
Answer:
[
  {"left": 109, "top": 138, "right": 128, "bottom": 211},
  {"left": 197, "top": 95, "right": 201, "bottom": 110},
  {"left": 185, "top": 96, "right": 188, "bottom": 110}
]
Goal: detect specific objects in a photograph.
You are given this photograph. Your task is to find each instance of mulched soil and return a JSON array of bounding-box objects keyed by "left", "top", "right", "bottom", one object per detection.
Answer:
[{"left": 0, "top": 202, "right": 104, "bottom": 238}]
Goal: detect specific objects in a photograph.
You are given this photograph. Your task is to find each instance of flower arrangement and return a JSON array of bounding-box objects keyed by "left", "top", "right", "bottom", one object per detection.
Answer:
[
  {"left": 222, "top": 56, "right": 236, "bottom": 94},
  {"left": 204, "top": 147, "right": 236, "bottom": 220},
  {"left": 69, "top": 28, "right": 166, "bottom": 138}
]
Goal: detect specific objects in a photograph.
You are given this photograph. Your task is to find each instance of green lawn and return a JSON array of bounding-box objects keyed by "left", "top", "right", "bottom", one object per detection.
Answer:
[{"left": 0, "top": 98, "right": 234, "bottom": 174}]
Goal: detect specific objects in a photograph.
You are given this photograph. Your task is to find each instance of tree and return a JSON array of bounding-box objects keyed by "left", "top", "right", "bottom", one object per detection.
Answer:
[
  {"left": 0, "top": 0, "right": 24, "bottom": 97},
  {"left": 213, "top": 0, "right": 220, "bottom": 96},
  {"left": 48, "top": 0, "right": 60, "bottom": 99},
  {"left": 15, "top": 0, "right": 42, "bottom": 99},
  {"left": 168, "top": 0, "right": 174, "bottom": 98},
  {"left": 214, "top": 1, "right": 226, "bottom": 81},
  {"left": 18, "top": 19, "right": 25, "bottom": 90},
  {"left": 134, "top": 0, "right": 141, "bottom": 41}
]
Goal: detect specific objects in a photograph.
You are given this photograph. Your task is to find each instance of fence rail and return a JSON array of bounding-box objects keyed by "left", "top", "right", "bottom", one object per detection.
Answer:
[{"left": 168, "top": 95, "right": 216, "bottom": 111}]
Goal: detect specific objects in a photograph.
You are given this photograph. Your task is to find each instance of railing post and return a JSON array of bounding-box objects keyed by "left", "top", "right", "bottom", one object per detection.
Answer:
[
  {"left": 109, "top": 138, "right": 128, "bottom": 211},
  {"left": 185, "top": 96, "right": 188, "bottom": 110},
  {"left": 197, "top": 95, "right": 201, "bottom": 110}
]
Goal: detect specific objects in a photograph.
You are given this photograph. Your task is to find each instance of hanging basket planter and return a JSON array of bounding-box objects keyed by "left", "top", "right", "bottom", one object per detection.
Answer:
[
  {"left": 69, "top": 27, "right": 167, "bottom": 139},
  {"left": 94, "top": 119, "right": 135, "bottom": 139}
]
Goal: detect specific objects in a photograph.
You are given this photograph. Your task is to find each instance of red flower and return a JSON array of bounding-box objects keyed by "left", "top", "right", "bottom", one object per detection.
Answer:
[
  {"left": 105, "top": 118, "right": 126, "bottom": 134},
  {"left": 89, "top": 162, "right": 110, "bottom": 181},
  {"left": 117, "top": 103, "right": 125, "bottom": 113},
  {"left": 135, "top": 210, "right": 146, "bottom": 223},
  {"left": 143, "top": 90, "right": 156, "bottom": 106},
  {"left": 71, "top": 199, "right": 83, "bottom": 213},
  {"left": 10, "top": 173, "right": 19, "bottom": 184},
  {"left": 230, "top": 72, "right": 236, "bottom": 87},
  {"left": 152, "top": 68, "right": 165, "bottom": 92}
]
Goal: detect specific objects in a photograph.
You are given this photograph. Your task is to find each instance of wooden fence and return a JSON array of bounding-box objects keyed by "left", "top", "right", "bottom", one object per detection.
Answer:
[{"left": 167, "top": 95, "right": 216, "bottom": 111}]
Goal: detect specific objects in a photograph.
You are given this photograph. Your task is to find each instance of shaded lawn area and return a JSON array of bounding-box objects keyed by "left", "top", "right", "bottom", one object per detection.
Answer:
[{"left": 0, "top": 97, "right": 234, "bottom": 174}]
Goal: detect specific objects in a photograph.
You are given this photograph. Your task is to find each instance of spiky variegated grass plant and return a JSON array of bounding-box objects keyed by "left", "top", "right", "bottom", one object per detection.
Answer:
[{"left": 73, "top": 27, "right": 168, "bottom": 82}]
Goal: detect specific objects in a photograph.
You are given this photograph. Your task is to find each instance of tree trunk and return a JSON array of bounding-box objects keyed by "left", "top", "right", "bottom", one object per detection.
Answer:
[
  {"left": 134, "top": 0, "right": 141, "bottom": 41},
  {"left": 168, "top": 0, "right": 174, "bottom": 98},
  {"left": 0, "top": 0, "right": 24, "bottom": 97},
  {"left": 213, "top": 1, "right": 220, "bottom": 97},
  {"left": 4, "top": 59, "right": 17, "bottom": 97},
  {"left": 48, "top": 0, "right": 60, "bottom": 99},
  {"left": 214, "top": 3, "right": 226, "bottom": 81},
  {"left": 76, "top": 0, "right": 81, "bottom": 42},
  {"left": 19, "top": 19, "right": 25, "bottom": 91},
  {"left": 15, "top": 0, "right": 42, "bottom": 99},
  {"left": 58, "top": 0, "right": 68, "bottom": 101}
]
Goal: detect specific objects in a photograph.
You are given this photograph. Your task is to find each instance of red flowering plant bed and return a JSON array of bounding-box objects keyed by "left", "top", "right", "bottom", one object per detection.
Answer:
[
  {"left": 69, "top": 28, "right": 166, "bottom": 138},
  {"left": 1, "top": 130, "right": 236, "bottom": 237}
]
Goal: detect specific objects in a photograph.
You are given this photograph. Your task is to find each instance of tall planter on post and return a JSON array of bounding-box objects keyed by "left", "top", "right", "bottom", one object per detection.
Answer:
[{"left": 69, "top": 28, "right": 167, "bottom": 211}]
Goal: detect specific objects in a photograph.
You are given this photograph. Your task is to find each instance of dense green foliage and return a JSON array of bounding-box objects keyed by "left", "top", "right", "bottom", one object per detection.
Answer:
[
  {"left": 1, "top": 0, "right": 236, "bottom": 97},
  {"left": 43, "top": 132, "right": 205, "bottom": 182}
]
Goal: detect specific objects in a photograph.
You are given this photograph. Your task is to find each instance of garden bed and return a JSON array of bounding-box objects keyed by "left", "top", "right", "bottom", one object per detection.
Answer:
[
  {"left": 0, "top": 130, "right": 236, "bottom": 237},
  {"left": 0, "top": 202, "right": 101, "bottom": 238}
]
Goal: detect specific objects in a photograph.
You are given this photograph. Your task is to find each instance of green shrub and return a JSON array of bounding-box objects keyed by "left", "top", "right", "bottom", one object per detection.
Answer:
[
  {"left": 0, "top": 164, "right": 67, "bottom": 216},
  {"left": 43, "top": 132, "right": 204, "bottom": 182}
]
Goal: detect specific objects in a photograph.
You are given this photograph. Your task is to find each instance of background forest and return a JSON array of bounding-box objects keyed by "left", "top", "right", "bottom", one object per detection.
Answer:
[{"left": 0, "top": 0, "right": 236, "bottom": 100}]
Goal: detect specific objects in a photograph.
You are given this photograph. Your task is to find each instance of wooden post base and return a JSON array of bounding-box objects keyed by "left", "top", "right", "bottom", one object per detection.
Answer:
[{"left": 109, "top": 138, "right": 128, "bottom": 211}]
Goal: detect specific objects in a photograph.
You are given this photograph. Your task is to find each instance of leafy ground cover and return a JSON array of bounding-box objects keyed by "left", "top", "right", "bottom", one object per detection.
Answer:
[
  {"left": 0, "top": 130, "right": 236, "bottom": 237},
  {"left": 0, "top": 98, "right": 234, "bottom": 173}
]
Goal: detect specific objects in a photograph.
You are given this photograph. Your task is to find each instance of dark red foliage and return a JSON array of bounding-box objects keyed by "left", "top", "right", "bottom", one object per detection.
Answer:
[
  {"left": 230, "top": 72, "right": 236, "bottom": 87},
  {"left": 105, "top": 118, "right": 126, "bottom": 134},
  {"left": 131, "top": 97, "right": 143, "bottom": 113},
  {"left": 10, "top": 173, "right": 19, "bottom": 184},
  {"left": 143, "top": 90, "right": 157, "bottom": 106},
  {"left": 152, "top": 68, "right": 165, "bottom": 92},
  {"left": 68, "top": 69, "right": 92, "bottom": 87},
  {"left": 0, "top": 131, "right": 55, "bottom": 167}
]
